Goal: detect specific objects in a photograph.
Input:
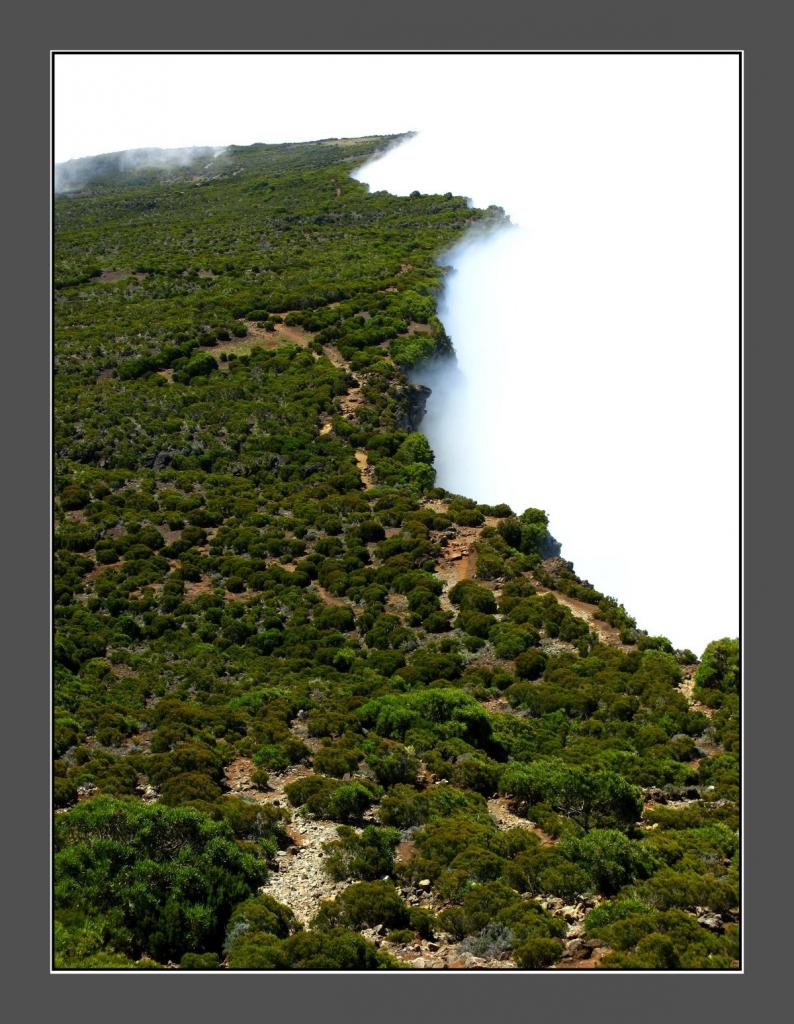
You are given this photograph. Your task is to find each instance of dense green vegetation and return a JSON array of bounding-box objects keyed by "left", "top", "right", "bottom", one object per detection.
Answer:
[{"left": 53, "top": 136, "right": 739, "bottom": 971}]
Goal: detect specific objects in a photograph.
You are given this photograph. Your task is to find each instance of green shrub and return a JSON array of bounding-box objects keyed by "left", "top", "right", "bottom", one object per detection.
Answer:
[
  {"left": 60, "top": 483, "right": 91, "bottom": 510},
  {"left": 449, "top": 581, "right": 497, "bottom": 614},
  {"left": 367, "top": 741, "right": 419, "bottom": 787},
  {"left": 594, "top": 909, "right": 737, "bottom": 970},
  {"left": 584, "top": 897, "right": 653, "bottom": 935},
  {"left": 54, "top": 777, "right": 78, "bottom": 808},
  {"left": 514, "top": 650, "right": 547, "bottom": 680},
  {"left": 288, "top": 929, "right": 397, "bottom": 969},
  {"left": 312, "top": 742, "right": 361, "bottom": 778},
  {"left": 323, "top": 825, "right": 400, "bottom": 881},
  {"left": 513, "top": 936, "right": 564, "bottom": 969},
  {"left": 54, "top": 797, "right": 267, "bottom": 963},
  {"left": 159, "top": 771, "right": 223, "bottom": 806},
  {"left": 490, "top": 623, "right": 532, "bottom": 659},
  {"left": 226, "top": 930, "right": 289, "bottom": 969},
  {"left": 224, "top": 893, "right": 300, "bottom": 953},
  {"left": 180, "top": 951, "right": 221, "bottom": 969},
  {"left": 561, "top": 829, "right": 659, "bottom": 896},
  {"left": 450, "top": 757, "right": 502, "bottom": 795},
  {"left": 380, "top": 785, "right": 489, "bottom": 829},
  {"left": 694, "top": 637, "right": 740, "bottom": 708},
  {"left": 501, "top": 760, "right": 643, "bottom": 832},
  {"left": 312, "top": 881, "right": 410, "bottom": 931},
  {"left": 285, "top": 775, "right": 380, "bottom": 823},
  {"left": 408, "top": 906, "right": 436, "bottom": 940}
]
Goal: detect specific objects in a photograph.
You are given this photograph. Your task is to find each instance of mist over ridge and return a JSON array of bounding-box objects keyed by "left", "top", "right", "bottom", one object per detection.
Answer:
[
  {"left": 54, "top": 145, "right": 227, "bottom": 193},
  {"left": 353, "top": 67, "right": 739, "bottom": 655}
]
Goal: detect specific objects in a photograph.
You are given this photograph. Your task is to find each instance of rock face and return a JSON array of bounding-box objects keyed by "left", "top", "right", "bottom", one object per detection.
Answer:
[
  {"left": 541, "top": 556, "right": 576, "bottom": 580},
  {"left": 395, "top": 383, "right": 431, "bottom": 432}
]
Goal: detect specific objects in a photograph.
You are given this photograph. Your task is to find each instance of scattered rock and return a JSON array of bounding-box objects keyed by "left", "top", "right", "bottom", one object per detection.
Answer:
[
  {"left": 259, "top": 811, "right": 345, "bottom": 925},
  {"left": 449, "top": 952, "right": 480, "bottom": 969},
  {"left": 697, "top": 912, "right": 724, "bottom": 932}
]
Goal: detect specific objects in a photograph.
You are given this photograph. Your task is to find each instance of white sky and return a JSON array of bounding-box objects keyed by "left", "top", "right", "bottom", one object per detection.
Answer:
[
  {"left": 54, "top": 53, "right": 740, "bottom": 653},
  {"left": 55, "top": 53, "right": 448, "bottom": 163}
]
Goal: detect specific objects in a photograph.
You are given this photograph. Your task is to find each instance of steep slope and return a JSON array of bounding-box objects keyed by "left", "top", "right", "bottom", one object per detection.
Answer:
[{"left": 53, "top": 137, "right": 740, "bottom": 972}]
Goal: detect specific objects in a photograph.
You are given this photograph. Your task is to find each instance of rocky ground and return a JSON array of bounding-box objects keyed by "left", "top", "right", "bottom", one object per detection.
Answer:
[{"left": 261, "top": 812, "right": 348, "bottom": 926}]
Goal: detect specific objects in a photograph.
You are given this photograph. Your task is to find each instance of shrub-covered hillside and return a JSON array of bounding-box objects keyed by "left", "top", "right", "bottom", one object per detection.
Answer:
[{"left": 53, "top": 136, "right": 740, "bottom": 971}]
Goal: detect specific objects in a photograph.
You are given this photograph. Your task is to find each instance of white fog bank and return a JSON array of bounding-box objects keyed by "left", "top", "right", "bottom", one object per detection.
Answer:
[{"left": 354, "top": 58, "right": 739, "bottom": 655}]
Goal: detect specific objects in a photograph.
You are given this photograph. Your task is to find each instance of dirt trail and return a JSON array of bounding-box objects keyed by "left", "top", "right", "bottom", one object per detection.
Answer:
[
  {"left": 529, "top": 578, "right": 627, "bottom": 648},
  {"left": 273, "top": 322, "right": 314, "bottom": 347},
  {"left": 355, "top": 449, "right": 375, "bottom": 490},
  {"left": 311, "top": 339, "right": 373, "bottom": 489},
  {"left": 487, "top": 797, "right": 556, "bottom": 846},
  {"left": 432, "top": 516, "right": 500, "bottom": 607},
  {"left": 433, "top": 519, "right": 486, "bottom": 610},
  {"left": 322, "top": 344, "right": 347, "bottom": 369},
  {"left": 340, "top": 380, "right": 365, "bottom": 419},
  {"left": 314, "top": 583, "right": 350, "bottom": 608},
  {"left": 437, "top": 529, "right": 479, "bottom": 589}
]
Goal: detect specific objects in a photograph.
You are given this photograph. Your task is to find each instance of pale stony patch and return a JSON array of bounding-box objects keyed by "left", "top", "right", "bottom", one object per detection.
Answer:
[{"left": 260, "top": 812, "right": 347, "bottom": 925}]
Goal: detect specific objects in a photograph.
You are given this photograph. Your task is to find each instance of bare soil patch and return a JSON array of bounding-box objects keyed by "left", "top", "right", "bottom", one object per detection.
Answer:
[
  {"left": 314, "top": 584, "right": 350, "bottom": 608},
  {"left": 273, "top": 321, "right": 314, "bottom": 347},
  {"left": 224, "top": 757, "right": 257, "bottom": 794},
  {"left": 96, "top": 269, "right": 147, "bottom": 283},
  {"left": 555, "top": 944, "right": 611, "bottom": 970},
  {"left": 480, "top": 695, "right": 512, "bottom": 715},
  {"left": 86, "top": 560, "right": 123, "bottom": 582},
  {"left": 184, "top": 576, "right": 216, "bottom": 600},
  {"left": 395, "top": 840, "right": 417, "bottom": 864},
  {"left": 386, "top": 593, "right": 408, "bottom": 617},
  {"left": 204, "top": 319, "right": 316, "bottom": 361},
  {"left": 339, "top": 374, "right": 366, "bottom": 420}
]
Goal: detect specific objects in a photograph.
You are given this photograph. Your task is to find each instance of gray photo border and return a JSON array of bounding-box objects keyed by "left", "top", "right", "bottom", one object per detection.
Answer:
[{"left": 9, "top": 1, "right": 789, "bottom": 1021}]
